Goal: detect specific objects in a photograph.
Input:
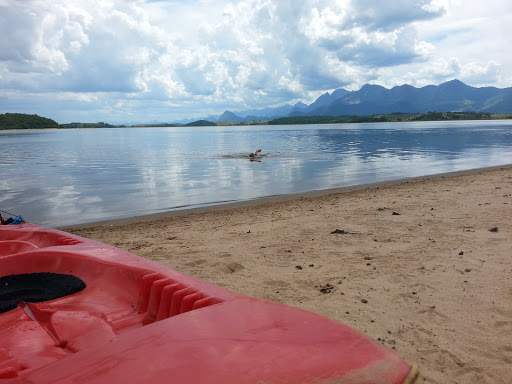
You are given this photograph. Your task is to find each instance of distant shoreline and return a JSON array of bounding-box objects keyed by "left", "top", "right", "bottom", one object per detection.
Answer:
[{"left": 1, "top": 112, "right": 511, "bottom": 130}]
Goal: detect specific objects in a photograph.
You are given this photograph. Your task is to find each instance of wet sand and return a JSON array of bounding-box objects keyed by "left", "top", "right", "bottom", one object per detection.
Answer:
[{"left": 63, "top": 165, "right": 512, "bottom": 384}]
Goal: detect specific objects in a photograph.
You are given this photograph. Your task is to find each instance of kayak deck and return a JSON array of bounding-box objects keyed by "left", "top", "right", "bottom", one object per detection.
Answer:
[{"left": 0, "top": 223, "right": 421, "bottom": 383}]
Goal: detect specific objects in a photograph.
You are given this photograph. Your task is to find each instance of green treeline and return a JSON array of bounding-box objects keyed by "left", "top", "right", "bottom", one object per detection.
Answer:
[
  {"left": 410, "top": 111, "right": 491, "bottom": 121},
  {"left": 185, "top": 120, "right": 216, "bottom": 126},
  {"left": 59, "top": 122, "right": 119, "bottom": 128},
  {"left": 0, "top": 113, "right": 59, "bottom": 129},
  {"left": 1, "top": 111, "right": 507, "bottom": 130},
  {"left": 268, "top": 114, "right": 391, "bottom": 125},
  {"left": 267, "top": 112, "right": 493, "bottom": 125},
  {"left": 131, "top": 123, "right": 180, "bottom": 127}
]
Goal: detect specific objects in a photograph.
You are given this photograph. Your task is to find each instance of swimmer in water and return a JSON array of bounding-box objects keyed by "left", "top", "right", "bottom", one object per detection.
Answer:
[{"left": 249, "top": 149, "right": 262, "bottom": 158}]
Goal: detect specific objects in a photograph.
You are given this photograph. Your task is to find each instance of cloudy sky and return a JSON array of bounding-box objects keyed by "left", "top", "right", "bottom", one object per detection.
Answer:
[{"left": 1, "top": 0, "right": 511, "bottom": 124}]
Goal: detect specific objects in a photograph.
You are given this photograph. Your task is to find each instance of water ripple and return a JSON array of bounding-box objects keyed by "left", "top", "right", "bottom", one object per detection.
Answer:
[{"left": 1, "top": 121, "right": 511, "bottom": 226}]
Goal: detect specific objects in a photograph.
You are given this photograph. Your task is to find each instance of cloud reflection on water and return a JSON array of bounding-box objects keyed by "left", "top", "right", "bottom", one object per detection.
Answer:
[{"left": 1, "top": 121, "right": 511, "bottom": 226}]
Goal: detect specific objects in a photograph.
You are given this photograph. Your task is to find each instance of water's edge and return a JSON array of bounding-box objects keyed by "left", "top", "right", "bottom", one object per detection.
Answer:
[{"left": 59, "top": 164, "right": 512, "bottom": 230}]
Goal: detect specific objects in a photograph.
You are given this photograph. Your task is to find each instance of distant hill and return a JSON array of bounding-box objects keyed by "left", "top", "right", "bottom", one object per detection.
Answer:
[
  {"left": 306, "top": 80, "right": 512, "bottom": 116},
  {"left": 267, "top": 111, "right": 495, "bottom": 125},
  {"left": 218, "top": 111, "right": 247, "bottom": 123},
  {"left": 214, "top": 80, "right": 512, "bottom": 123},
  {"left": 304, "top": 88, "right": 350, "bottom": 113},
  {"left": 4, "top": 80, "right": 510, "bottom": 127},
  {"left": 185, "top": 120, "right": 216, "bottom": 126},
  {"left": 217, "top": 102, "right": 309, "bottom": 123},
  {"left": 0, "top": 113, "right": 59, "bottom": 129}
]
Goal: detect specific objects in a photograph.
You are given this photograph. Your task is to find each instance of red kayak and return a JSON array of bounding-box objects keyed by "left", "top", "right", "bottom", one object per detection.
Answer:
[{"left": 0, "top": 223, "right": 421, "bottom": 383}]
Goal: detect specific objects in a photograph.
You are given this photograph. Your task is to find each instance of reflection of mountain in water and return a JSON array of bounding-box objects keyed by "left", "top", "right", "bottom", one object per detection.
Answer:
[{"left": 313, "top": 125, "right": 506, "bottom": 161}]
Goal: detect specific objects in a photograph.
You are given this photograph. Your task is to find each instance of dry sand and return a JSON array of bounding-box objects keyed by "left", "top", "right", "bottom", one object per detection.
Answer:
[{"left": 63, "top": 165, "right": 512, "bottom": 384}]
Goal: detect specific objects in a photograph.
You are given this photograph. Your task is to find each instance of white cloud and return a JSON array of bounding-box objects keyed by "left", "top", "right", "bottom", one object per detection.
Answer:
[
  {"left": 56, "top": 92, "right": 99, "bottom": 102},
  {"left": 459, "top": 61, "right": 501, "bottom": 85},
  {"left": 0, "top": 0, "right": 510, "bottom": 123}
]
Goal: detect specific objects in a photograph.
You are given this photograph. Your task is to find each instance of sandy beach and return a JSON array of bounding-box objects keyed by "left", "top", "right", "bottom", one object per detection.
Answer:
[{"left": 63, "top": 165, "right": 512, "bottom": 384}]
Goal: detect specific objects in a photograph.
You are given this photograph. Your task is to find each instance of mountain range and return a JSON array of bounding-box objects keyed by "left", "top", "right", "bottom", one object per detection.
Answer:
[{"left": 212, "top": 80, "right": 512, "bottom": 123}]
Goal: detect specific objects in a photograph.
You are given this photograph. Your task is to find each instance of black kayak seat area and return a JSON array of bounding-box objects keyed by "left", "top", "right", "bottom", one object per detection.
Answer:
[{"left": 0, "top": 273, "right": 86, "bottom": 314}]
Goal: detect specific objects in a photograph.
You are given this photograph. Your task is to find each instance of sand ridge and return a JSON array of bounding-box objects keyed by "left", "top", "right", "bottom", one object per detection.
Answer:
[{"left": 65, "top": 166, "right": 512, "bottom": 384}]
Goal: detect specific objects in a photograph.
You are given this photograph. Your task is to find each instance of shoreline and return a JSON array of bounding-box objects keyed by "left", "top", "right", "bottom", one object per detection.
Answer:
[
  {"left": 62, "top": 164, "right": 512, "bottom": 230},
  {"left": 66, "top": 165, "right": 512, "bottom": 383},
  {"left": 2, "top": 114, "right": 511, "bottom": 131}
]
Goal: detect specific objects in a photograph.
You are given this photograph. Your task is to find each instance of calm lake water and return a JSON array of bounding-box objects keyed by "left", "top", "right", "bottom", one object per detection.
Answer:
[{"left": 1, "top": 120, "right": 512, "bottom": 227}]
